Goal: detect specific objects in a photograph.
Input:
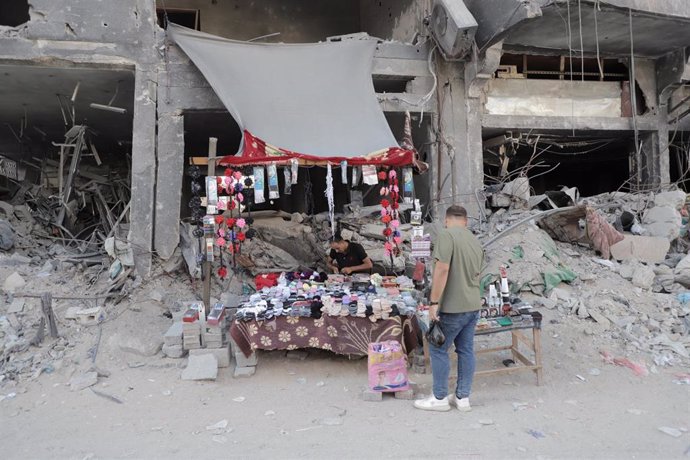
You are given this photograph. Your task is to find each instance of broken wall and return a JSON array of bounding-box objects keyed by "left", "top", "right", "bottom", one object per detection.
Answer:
[
  {"left": 157, "top": 0, "right": 360, "bottom": 42},
  {"left": 359, "top": 0, "right": 430, "bottom": 43},
  {"left": 0, "top": 0, "right": 160, "bottom": 276}
]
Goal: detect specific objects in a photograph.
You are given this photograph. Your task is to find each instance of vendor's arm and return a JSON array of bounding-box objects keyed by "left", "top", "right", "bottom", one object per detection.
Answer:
[
  {"left": 327, "top": 249, "right": 340, "bottom": 273},
  {"left": 342, "top": 257, "right": 373, "bottom": 274},
  {"left": 327, "top": 257, "right": 340, "bottom": 274},
  {"left": 429, "top": 231, "right": 453, "bottom": 321}
]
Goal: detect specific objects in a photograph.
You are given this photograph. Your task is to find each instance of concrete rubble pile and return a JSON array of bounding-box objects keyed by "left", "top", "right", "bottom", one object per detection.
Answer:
[
  {"left": 482, "top": 178, "right": 690, "bottom": 367},
  {"left": 0, "top": 191, "right": 139, "bottom": 389}
]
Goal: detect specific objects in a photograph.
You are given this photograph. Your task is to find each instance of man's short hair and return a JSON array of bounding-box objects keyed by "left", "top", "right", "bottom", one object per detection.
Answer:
[
  {"left": 445, "top": 205, "right": 468, "bottom": 218},
  {"left": 329, "top": 234, "right": 345, "bottom": 243}
]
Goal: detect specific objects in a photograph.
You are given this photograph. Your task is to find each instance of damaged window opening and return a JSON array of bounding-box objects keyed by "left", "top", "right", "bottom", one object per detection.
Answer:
[
  {"left": 483, "top": 133, "right": 632, "bottom": 198},
  {"left": 156, "top": 8, "right": 200, "bottom": 30},
  {"left": 0, "top": 0, "right": 30, "bottom": 27}
]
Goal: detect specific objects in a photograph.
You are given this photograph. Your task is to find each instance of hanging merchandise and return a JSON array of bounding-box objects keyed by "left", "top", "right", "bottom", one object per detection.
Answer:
[
  {"left": 411, "top": 198, "right": 422, "bottom": 226},
  {"left": 340, "top": 160, "right": 348, "bottom": 184},
  {"left": 267, "top": 163, "right": 280, "bottom": 199},
  {"left": 402, "top": 168, "right": 414, "bottom": 204},
  {"left": 379, "top": 168, "right": 402, "bottom": 260},
  {"left": 205, "top": 176, "right": 218, "bottom": 214},
  {"left": 290, "top": 158, "right": 299, "bottom": 184},
  {"left": 325, "top": 163, "right": 336, "bottom": 238},
  {"left": 283, "top": 167, "right": 292, "bottom": 195},
  {"left": 362, "top": 165, "right": 378, "bottom": 185},
  {"left": 351, "top": 166, "right": 360, "bottom": 186},
  {"left": 253, "top": 166, "right": 266, "bottom": 204}
]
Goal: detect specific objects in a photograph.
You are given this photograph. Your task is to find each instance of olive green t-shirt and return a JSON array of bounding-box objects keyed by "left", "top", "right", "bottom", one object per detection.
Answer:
[{"left": 432, "top": 226, "right": 484, "bottom": 313}]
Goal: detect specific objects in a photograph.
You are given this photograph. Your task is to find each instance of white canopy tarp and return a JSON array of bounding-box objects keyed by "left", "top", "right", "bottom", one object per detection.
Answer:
[{"left": 167, "top": 24, "right": 399, "bottom": 157}]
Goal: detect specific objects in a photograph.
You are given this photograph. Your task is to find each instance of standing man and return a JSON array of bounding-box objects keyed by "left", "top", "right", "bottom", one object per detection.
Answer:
[{"left": 414, "top": 205, "right": 484, "bottom": 412}]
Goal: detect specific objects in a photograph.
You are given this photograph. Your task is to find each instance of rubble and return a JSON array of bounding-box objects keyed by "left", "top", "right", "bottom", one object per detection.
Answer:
[
  {"left": 610, "top": 235, "right": 670, "bottom": 264},
  {"left": 674, "top": 254, "right": 690, "bottom": 288},
  {"left": 0, "top": 219, "right": 14, "bottom": 250},
  {"left": 642, "top": 206, "right": 682, "bottom": 241}
]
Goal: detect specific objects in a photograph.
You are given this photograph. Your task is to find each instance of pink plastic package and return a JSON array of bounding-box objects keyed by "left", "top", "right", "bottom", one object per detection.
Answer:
[{"left": 368, "top": 340, "right": 409, "bottom": 392}]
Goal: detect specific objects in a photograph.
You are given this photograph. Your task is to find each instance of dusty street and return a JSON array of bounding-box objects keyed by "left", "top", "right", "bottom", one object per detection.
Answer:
[{"left": 2, "top": 302, "right": 688, "bottom": 460}]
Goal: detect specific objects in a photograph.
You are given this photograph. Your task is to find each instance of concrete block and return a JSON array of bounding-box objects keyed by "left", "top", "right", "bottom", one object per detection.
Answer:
[
  {"left": 189, "top": 346, "right": 231, "bottom": 368},
  {"left": 362, "top": 390, "right": 384, "bottom": 402},
  {"left": 181, "top": 354, "right": 218, "bottom": 381},
  {"left": 233, "top": 366, "right": 256, "bottom": 378},
  {"left": 393, "top": 389, "right": 416, "bottom": 400},
  {"left": 234, "top": 350, "right": 258, "bottom": 368},
  {"left": 654, "top": 190, "right": 687, "bottom": 210},
  {"left": 162, "top": 344, "right": 186, "bottom": 359},
  {"left": 164, "top": 322, "right": 184, "bottom": 346},
  {"left": 610, "top": 235, "right": 670, "bottom": 264}
]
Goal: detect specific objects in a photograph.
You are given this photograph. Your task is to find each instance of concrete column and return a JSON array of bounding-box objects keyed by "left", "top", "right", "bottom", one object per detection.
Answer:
[
  {"left": 129, "top": 67, "right": 158, "bottom": 277},
  {"left": 433, "top": 59, "right": 467, "bottom": 218},
  {"left": 154, "top": 112, "right": 185, "bottom": 259}
]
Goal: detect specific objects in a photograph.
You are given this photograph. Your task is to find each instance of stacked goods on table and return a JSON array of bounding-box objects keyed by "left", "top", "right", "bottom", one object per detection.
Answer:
[{"left": 234, "top": 272, "right": 420, "bottom": 323}]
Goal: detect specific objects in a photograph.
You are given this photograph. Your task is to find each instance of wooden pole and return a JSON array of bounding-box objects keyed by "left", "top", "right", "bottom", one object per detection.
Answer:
[{"left": 202, "top": 137, "right": 217, "bottom": 315}]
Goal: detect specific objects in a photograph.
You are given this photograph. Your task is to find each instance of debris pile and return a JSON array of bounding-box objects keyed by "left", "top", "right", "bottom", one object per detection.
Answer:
[{"left": 482, "top": 179, "right": 690, "bottom": 367}]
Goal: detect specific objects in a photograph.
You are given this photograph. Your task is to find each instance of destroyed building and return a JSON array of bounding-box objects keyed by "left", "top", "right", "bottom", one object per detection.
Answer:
[{"left": 0, "top": 0, "right": 689, "bottom": 276}]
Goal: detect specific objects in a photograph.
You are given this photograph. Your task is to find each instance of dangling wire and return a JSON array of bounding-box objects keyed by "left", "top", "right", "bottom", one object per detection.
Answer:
[
  {"left": 629, "top": 7, "right": 641, "bottom": 190},
  {"left": 593, "top": 0, "right": 604, "bottom": 80},
  {"left": 577, "top": 0, "right": 585, "bottom": 82}
]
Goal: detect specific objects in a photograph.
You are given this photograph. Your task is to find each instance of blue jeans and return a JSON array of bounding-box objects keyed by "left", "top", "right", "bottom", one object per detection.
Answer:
[{"left": 429, "top": 311, "right": 480, "bottom": 400}]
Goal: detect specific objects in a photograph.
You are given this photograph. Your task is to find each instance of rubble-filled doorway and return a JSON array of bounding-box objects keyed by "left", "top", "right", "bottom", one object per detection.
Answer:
[
  {"left": 0, "top": 62, "right": 135, "bottom": 243},
  {"left": 483, "top": 131, "right": 633, "bottom": 197}
]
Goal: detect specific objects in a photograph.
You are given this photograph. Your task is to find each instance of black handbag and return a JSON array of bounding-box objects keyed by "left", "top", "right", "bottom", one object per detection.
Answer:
[{"left": 426, "top": 320, "right": 446, "bottom": 347}]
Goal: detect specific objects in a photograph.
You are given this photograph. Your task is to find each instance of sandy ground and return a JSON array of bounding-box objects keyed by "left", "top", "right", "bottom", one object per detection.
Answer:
[{"left": 2, "top": 307, "right": 689, "bottom": 460}]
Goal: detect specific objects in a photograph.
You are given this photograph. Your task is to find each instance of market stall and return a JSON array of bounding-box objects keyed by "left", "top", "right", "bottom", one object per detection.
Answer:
[{"left": 230, "top": 273, "right": 421, "bottom": 358}]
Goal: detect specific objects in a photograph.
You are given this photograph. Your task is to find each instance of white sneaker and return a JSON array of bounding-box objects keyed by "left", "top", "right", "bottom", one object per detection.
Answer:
[
  {"left": 449, "top": 395, "right": 472, "bottom": 412},
  {"left": 413, "top": 395, "right": 451, "bottom": 412}
]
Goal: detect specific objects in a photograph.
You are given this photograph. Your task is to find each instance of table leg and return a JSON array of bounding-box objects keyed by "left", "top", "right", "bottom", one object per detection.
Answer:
[
  {"left": 533, "top": 327, "right": 543, "bottom": 386},
  {"left": 511, "top": 331, "right": 519, "bottom": 363}
]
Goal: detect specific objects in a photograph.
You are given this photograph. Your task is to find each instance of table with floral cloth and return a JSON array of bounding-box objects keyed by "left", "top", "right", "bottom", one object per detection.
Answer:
[{"left": 230, "top": 314, "right": 420, "bottom": 358}]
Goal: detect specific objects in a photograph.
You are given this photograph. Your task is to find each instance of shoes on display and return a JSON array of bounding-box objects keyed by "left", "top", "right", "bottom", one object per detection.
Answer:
[{"left": 413, "top": 395, "right": 451, "bottom": 412}]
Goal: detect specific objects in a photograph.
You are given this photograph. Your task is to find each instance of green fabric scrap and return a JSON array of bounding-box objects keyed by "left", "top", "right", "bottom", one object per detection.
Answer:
[
  {"left": 511, "top": 245, "right": 524, "bottom": 260},
  {"left": 542, "top": 265, "right": 578, "bottom": 292}
]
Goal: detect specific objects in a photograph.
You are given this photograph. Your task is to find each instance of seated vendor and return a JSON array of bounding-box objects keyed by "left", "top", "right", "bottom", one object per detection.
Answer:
[{"left": 327, "top": 235, "right": 373, "bottom": 275}]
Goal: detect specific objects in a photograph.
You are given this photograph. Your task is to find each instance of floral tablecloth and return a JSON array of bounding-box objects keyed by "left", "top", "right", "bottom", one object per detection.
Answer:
[{"left": 230, "top": 315, "right": 420, "bottom": 358}]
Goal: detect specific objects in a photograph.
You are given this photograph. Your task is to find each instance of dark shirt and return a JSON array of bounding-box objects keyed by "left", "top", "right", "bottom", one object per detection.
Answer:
[{"left": 329, "top": 241, "right": 368, "bottom": 270}]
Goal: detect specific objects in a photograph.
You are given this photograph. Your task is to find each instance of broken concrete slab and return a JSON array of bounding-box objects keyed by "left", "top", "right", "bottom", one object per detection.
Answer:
[
  {"left": 189, "top": 346, "right": 231, "bottom": 368},
  {"left": 110, "top": 332, "right": 164, "bottom": 357},
  {"left": 610, "top": 235, "right": 670, "bottom": 264},
  {"left": 181, "top": 354, "right": 218, "bottom": 381},
  {"left": 233, "top": 366, "right": 256, "bottom": 378},
  {"left": 69, "top": 371, "right": 98, "bottom": 391},
  {"left": 162, "top": 344, "right": 186, "bottom": 359},
  {"left": 653, "top": 190, "right": 687, "bottom": 210},
  {"left": 3, "top": 272, "right": 25, "bottom": 292},
  {"left": 632, "top": 265, "right": 656, "bottom": 290},
  {"left": 674, "top": 254, "right": 690, "bottom": 288},
  {"left": 6, "top": 299, "right": 25, "bottom": 314},
  {"left": 163, "top": 322, "right": 183, "bottom": 346},
  {"left": 64, "top": 307, "right": 106, "bottom": 326},
  {"left": 642, "top": 206, "right": 682, "bottom": 241},
  {"left": 0, "top": 219, "right": 14, "bottom": 251},
  {"left": 251, "top": 217, "right": 321, "bottom": 264}
]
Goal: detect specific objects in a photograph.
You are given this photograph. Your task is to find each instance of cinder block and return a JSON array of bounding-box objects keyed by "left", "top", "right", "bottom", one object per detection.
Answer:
[
  {"left": 234, "top": 351, "right": 258, "bottom": 368},
  {"left": 162, "top": 344, "right": 186, "bottom": 358},
  {"left": 233, "top": 366, "right": 256, "bottom": 378},
  {"left": 362, "top": 390, "right": 383, "bottom": 402},
  {"left": 393, "top": 389, "right": 415, "bottom": 400},
  {"left": 164, "top": 322, "right": 183, "bottom": 346},
  {"left": 189, "top": 346, "right": 231, "bottom": 368}
]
